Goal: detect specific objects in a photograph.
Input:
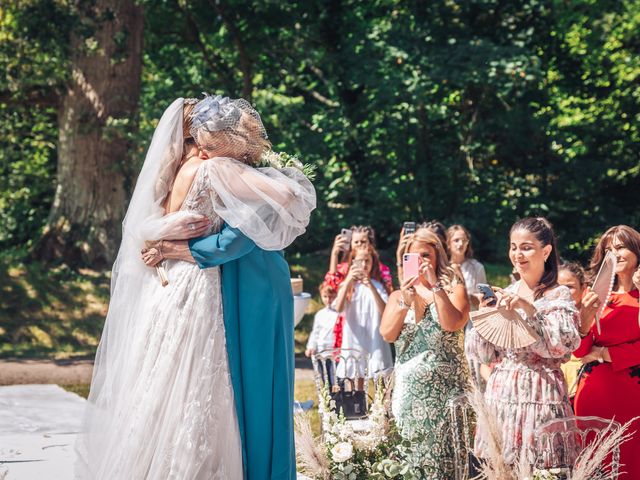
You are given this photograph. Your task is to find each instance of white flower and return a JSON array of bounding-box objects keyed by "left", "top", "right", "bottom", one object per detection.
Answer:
[
  {"left": 324, "top": 433, "right": 338, "bottom": 445},
  {"left": 331, "top": 442, "right": 354, "bottom": 463}
]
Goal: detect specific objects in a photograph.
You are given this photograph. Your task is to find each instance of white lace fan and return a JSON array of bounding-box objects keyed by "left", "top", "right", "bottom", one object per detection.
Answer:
[
  {"left": 591, "top": 250, "right": 617, "bottom": 334},
  {"left": 470, "top": 281, "right": 540, "bottom": 349}
]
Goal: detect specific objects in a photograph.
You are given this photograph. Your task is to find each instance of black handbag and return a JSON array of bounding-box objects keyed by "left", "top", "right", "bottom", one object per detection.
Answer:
[{"left": 330, "top": 378, "right": 367, "bottom": 419}]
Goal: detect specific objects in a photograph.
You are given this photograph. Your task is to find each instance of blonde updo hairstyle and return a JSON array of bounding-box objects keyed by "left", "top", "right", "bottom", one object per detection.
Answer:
[
  {"left": 403, "top": 228, "right": 461, "bottom": 289},
  {"left": 196, "top": 111, "right": 271, "bottom": 166}
]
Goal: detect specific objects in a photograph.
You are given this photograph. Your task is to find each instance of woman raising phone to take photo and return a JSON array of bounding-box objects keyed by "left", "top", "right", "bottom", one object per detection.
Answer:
[
  {"left": 380, "top": 228, "right": 470, "bottom": 478},
  {"left": 334, "top": 246, "right": 392, "bottom": 377}
]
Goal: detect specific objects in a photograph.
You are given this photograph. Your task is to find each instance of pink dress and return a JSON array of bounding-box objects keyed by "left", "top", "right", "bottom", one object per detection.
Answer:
[{"left": 467, "top": 283, "right": 581, "bottom": 464}]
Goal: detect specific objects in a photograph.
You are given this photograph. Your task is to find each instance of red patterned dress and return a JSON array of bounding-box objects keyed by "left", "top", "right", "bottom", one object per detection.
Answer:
[{"left": 574, "top": 289, "right": 640, "bottom": 479}]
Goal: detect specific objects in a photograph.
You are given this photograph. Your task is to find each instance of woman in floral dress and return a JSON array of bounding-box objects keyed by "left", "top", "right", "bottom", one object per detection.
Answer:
[
  {"left": 380, "top": 228, "right": 470, "bottom": 477},
  {"left": 467, "top": 217, "right": 581, "bottom": 465}
]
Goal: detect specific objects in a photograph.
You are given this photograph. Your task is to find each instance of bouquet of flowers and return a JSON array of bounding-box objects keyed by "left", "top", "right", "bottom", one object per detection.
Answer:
[{"left": 259, "top": 150, "right": 316, "bottom": 180}]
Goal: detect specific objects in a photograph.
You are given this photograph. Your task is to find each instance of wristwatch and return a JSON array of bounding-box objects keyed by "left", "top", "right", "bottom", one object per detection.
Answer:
[{"left": 431, "top": 281, "right": 444, "bottom": 293}]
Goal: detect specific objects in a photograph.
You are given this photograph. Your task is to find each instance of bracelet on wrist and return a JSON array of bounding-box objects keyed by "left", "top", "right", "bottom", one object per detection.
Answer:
[
  {"left": 431, "top": 281, "right": 444, "bottom": 293},
  {"left": 397, "top": 297, "right": 410, "bottom": 309}
]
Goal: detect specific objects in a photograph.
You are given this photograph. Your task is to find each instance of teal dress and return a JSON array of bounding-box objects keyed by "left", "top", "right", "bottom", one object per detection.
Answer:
[
  {"left": 391, "top": 303, "right": 471, "bottom": 478},
  {"left": 189, "top": 225, "right": 295, "bottom": 480}
]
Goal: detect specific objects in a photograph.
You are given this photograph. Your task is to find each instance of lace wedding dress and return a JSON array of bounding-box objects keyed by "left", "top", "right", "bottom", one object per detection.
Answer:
[{"left": 75, "top": 163, "right": 243, "bottom": 479}]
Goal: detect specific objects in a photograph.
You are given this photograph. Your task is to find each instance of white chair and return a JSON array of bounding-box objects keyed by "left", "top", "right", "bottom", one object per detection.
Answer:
[
  {"left": 447, "top": 394, "right": 475, "bottom": 480},
  {"left": 312, "top": 348, "right": 372, "bottom": 427},
  {"left": 534, "top": 415, "right": 622, "bottom": 478}
]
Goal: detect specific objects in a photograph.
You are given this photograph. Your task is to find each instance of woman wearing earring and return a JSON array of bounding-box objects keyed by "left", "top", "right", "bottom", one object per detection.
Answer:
[
  {"left": 573, "top": 225, "right": 640, "bottom": 479},
  {"left": 467, "top": 217, "right": 580, "bottom": 465}
]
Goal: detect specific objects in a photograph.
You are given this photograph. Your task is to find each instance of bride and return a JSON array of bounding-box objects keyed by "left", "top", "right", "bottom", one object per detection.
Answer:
[{"left": 75, "top": 96, "right": 315, "bottom": 479}]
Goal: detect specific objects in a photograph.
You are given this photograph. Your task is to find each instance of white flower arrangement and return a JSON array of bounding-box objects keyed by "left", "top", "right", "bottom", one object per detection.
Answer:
[
  {"left": 258, "top": 150, "right": 316, "bottom": 180},
  {"left": 295, "top": 382, "right": 426, "bottom": 479}
]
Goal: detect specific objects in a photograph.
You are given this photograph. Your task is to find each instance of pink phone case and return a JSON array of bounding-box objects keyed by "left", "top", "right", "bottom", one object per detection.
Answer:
[{"left": 403, "top": 253, "right": 420, "bottom": 283}]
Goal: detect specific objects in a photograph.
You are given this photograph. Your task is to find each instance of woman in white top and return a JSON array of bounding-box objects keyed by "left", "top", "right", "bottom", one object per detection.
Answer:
[
  {"left": 334, "top": 246, "right": 392, "bottom": 378},
  {"left": 447, "top": 225, "right": 487, "bottom": 307},
  {"left": 447, "top": 224, "right": 489, "bottom": 388}
]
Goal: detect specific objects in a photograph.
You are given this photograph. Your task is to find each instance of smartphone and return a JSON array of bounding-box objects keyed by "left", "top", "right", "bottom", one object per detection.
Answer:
[
  {"left": 403, "top": 221, "right": 416, "bottom": 235},
  {"left": 402, "top": 253, "right": 420, "bottom": 283},
  {"left": 340, "top": 228, "right": 353, "bottom": 251},
  {"left": 350, "top": 258, "right": 363, "bottom": 278},
  {"left": 477, "top": 283, "right": 497, "bottom": 307}
]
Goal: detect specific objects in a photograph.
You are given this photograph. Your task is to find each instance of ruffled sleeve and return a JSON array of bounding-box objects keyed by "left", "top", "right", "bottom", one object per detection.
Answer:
[
  {"left": 466, "top": 327, "right": 500, "bottom": 365},
  {"left": 323, "top": 263, "right": 348, "bottom": 291},
  {"left": 528, "top": 285, "right": 581, "bottom": 359},
  {"left": 202, "top": 157, "right": 316, "bottom": 250}
]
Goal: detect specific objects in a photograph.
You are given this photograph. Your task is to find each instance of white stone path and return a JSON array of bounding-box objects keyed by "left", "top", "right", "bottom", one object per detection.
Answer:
[{"left": 0, "top": 385, "right": 84, "bottom": 480}]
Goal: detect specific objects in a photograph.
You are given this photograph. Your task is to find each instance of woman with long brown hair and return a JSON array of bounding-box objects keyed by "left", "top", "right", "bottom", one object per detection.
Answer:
[
  {"left": 467, "top": 217, "right": 580, "bottom": 465},
  {"left": 574, "top": 225, "right": 640, "bottom": 479}
]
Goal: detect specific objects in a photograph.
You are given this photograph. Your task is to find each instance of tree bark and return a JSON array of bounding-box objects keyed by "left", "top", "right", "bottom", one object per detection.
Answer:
[{"left": 34, "top": 0, "right": 143, "bottom": 268}]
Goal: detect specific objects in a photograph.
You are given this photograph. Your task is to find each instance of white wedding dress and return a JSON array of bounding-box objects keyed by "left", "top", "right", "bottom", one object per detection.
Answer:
[{"left": 75, "top": 163, "right": 243, "bottom": 479}]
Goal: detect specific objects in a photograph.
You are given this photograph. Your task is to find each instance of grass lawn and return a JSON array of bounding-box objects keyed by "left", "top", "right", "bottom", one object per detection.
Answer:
[{"left": 1, "top": 254, "right": 513, "bottom": 359}]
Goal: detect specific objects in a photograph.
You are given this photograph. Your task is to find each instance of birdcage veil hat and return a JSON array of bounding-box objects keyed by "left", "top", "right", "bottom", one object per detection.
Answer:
[{"left": 189, "top": 94, "right": 269, "bottom": 165}]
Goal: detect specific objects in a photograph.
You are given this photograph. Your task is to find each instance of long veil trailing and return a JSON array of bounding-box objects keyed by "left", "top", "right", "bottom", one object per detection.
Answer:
[
  {"left": 74, "top": 98, "right": 207, "bottom": 476},
  {"left": 75, "top": 97, "right": 316, "bottom": 478}
]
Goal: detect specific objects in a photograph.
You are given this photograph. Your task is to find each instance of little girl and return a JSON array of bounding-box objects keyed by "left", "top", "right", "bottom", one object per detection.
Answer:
[{"left": 334, "top": 246, "right": 392, "bottom": 378}]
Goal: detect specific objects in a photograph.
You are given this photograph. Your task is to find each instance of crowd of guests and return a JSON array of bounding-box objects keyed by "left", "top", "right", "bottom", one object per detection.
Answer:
[{"left": 305, "top": 218, "right": 640, "bottom": 479}]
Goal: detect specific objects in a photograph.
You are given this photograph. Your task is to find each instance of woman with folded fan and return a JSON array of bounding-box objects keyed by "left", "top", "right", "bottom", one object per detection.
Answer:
[
  {"left": 466, "top": 217, "right": 580, "bottom": 465},
  {"left": 380, "top": 228, "right": 470, "bottom": 478},
  {"left": 573, "top": 225, "right": 640, "bottom": 479}
]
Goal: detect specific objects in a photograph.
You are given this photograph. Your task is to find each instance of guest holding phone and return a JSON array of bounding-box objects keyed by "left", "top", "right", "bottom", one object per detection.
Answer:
[
  {"left": 466, "top": 217, "right": 580, "bottom": 466},
  {"left": 326, "top": 226, "right": 393, "bottom": 292},
  {"left": 573, "top": 225, "right": 640, "bottom": 479},
  {"left": 325, "top": 226, "right": 393, "bottom": 350},
  {"left": 396, "top": 220, "right": 448, "bottom": 285},
  {"left": 334, "top": 246, "right": 392, "bottom": 378},
  {"left": 380, "top": 228, "right": 470, "bottom": 478}
]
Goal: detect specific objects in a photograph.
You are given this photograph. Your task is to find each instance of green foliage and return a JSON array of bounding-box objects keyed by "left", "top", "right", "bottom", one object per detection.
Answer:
[{"left": 1, "top": 0, "right": 639, "bottom": 263}]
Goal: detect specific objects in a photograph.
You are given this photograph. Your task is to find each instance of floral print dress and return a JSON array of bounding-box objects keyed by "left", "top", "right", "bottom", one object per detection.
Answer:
[
  {"left": 466, "top": 283, "right": 580, "bottom": 464},
  {"left": 391, "top": 303, "right": 471, "bottom": 478}
]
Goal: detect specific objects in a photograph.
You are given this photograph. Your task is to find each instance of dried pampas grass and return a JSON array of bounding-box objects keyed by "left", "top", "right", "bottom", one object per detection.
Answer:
[
  {"left": 294, "top": 413, "right": 330, "bottom": 479},
  {"left": 467, "top": 387, "right": 516, "bottom": 480},
  {"left": 466, "top": 385, "right": 636, "bottom": 480},
  {"left": 570, "top": 417, "right": 637, "bottom": 480}
]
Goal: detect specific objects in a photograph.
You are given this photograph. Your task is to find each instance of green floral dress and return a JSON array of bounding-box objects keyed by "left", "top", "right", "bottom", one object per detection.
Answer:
[{"left": 391, "top": 303, "right": 471, "bottom": 478}]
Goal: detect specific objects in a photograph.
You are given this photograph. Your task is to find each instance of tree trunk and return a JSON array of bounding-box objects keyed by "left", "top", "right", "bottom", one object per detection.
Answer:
[{"left": 34, "top": 0, "right": 143, "bottom": 268}]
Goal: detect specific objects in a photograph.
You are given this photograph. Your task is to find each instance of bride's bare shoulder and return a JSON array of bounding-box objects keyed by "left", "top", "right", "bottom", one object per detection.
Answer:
[{"left": 165, "top": 159, "right": 204, "bottom": 212}]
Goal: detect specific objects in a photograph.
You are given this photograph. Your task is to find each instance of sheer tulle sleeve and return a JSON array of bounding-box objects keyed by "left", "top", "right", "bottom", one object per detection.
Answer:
[
  {"left": 202, "top": 157, "right": 316, "bottom": 250},
  {"left": 466, "top": 327, "right": 500, "bottom": 365},
  {"left": 528, "top": 286, "right": 581, "bottom": 359}
]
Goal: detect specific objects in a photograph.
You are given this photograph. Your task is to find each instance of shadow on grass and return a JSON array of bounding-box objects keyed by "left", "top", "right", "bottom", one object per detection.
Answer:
[{"left": 0, "top": 259, "right": 110, "bottom": 359}]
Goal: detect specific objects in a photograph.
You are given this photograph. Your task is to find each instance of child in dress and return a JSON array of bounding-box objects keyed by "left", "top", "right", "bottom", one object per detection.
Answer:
[{"left": 305, "top": 283, "right": 338, "bottom": 385}]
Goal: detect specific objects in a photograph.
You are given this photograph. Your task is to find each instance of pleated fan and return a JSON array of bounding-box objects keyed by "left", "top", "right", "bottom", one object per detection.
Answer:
[
  {"left": 591, "top": 250, "right": 617, "bottom": 334},
  {"left": 470, "top": 281, "right": 539, "bottom": 349}
]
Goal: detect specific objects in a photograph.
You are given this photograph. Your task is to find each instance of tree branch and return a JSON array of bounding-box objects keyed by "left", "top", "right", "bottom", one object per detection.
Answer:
[{"left": 210, "top": 0, "right": 253, "bottom": 100}]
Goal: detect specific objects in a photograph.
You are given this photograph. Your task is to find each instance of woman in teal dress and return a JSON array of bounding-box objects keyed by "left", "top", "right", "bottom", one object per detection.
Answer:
[
  {"left": 380, "top": 228, "right": 471, "bottom": 478},
  {"left": 144, "top": 95, "right": 316, "bottom": 479}
]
